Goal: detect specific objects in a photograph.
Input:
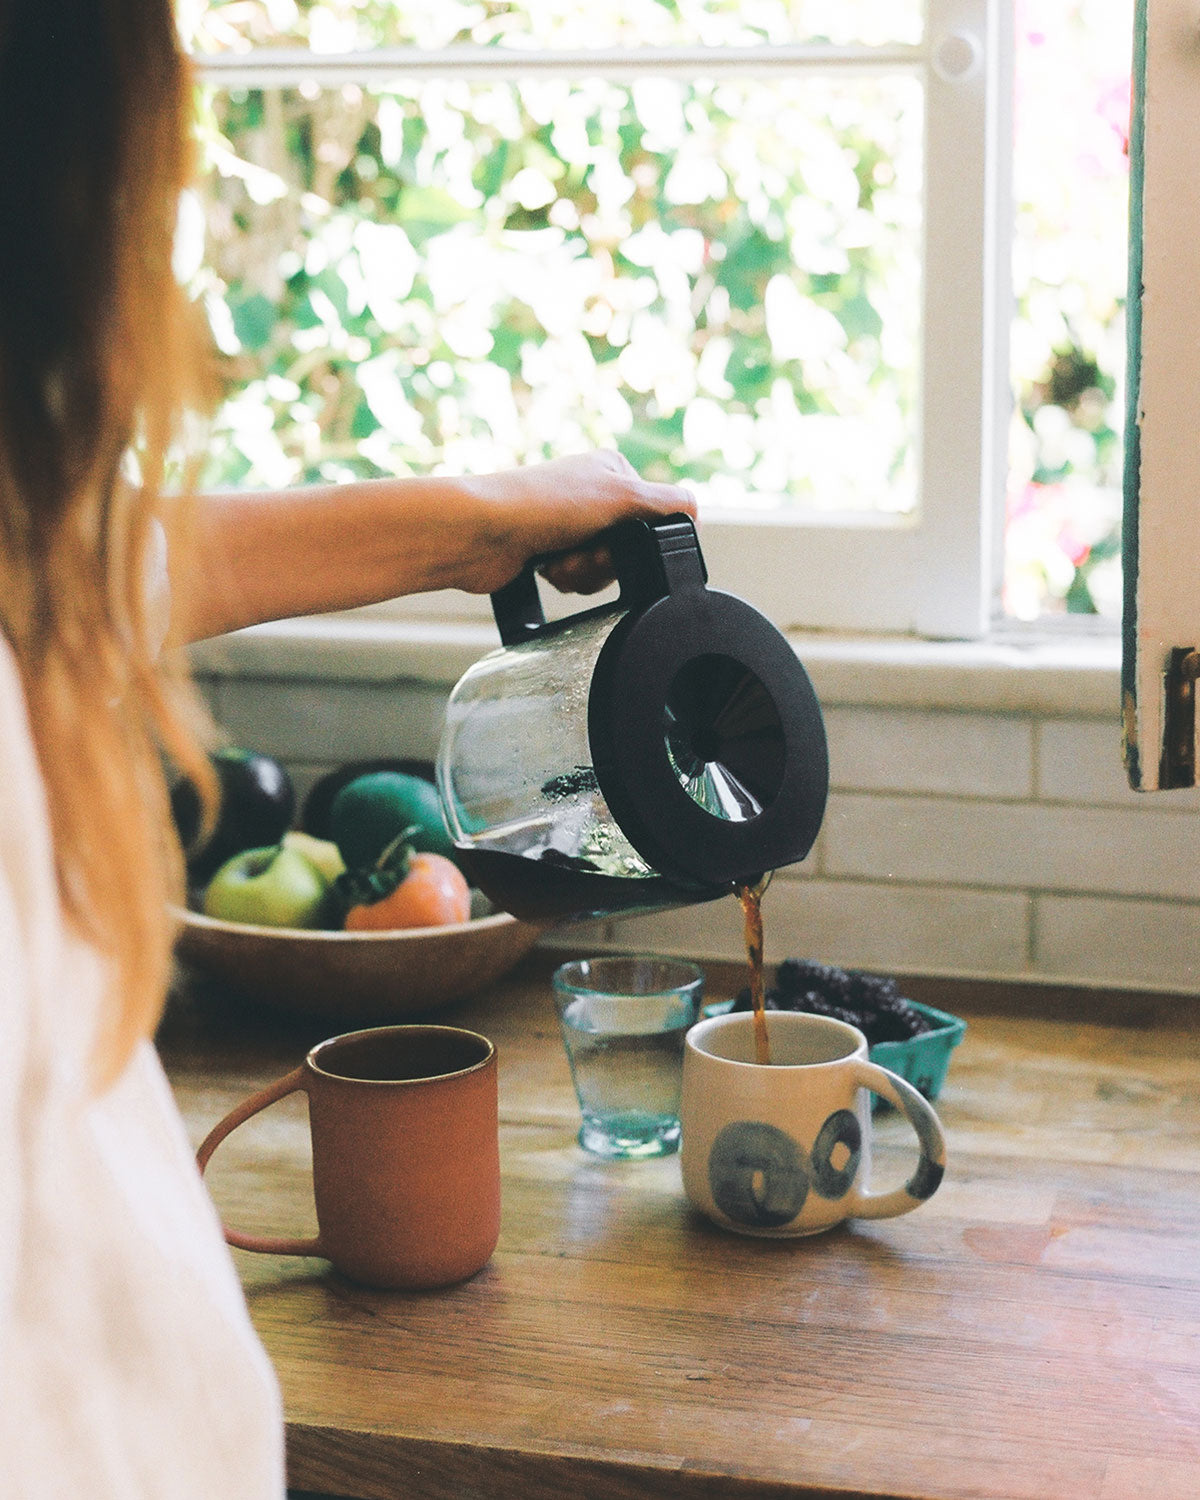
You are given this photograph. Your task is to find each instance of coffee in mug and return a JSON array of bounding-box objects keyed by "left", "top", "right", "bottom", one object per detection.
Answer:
[
  {"left": 681, "top": 1011, "right": 946, "bottom": 1237},
  {"left": 197, "top": 1024, "right": 500, "bottom": 1289}
]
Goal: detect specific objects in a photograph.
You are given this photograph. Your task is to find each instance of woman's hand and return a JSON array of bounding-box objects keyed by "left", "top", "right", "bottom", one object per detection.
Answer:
[{"left": 458, "top": 450, "right": 697, "bottom": 596}]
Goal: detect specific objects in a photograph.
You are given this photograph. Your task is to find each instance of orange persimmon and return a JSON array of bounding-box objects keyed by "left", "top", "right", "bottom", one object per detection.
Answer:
[{"left": 343, "top": 851, "right": 471, "bottom": 931}]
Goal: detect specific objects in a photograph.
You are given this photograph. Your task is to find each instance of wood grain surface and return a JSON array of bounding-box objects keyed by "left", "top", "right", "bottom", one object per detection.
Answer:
[{"left": 161, "top": 957, "right": 1200, "bottom": 1500}]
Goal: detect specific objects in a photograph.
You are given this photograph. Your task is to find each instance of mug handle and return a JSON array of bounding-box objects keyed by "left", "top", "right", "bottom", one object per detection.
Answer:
[
  {"left": 847, "top": 1059, "right": 947, "bottom": 1220},
  {"left": 195, "top": 1068, "right": 323, "bottom": 1258}
]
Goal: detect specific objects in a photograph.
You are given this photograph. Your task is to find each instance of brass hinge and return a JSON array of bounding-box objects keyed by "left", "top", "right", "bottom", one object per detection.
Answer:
[{"left": 1160, "top": 647, "right": 1200, "bottom": 788}]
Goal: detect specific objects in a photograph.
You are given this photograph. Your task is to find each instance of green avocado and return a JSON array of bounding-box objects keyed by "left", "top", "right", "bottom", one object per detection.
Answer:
[{"left": 328, "top": 771, "right": 456, "bottom": 870}]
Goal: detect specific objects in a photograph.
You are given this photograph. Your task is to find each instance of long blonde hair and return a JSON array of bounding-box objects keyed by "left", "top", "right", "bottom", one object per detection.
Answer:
[{"left": 0, "top": 0, "right": 215, "bottom": 1083}]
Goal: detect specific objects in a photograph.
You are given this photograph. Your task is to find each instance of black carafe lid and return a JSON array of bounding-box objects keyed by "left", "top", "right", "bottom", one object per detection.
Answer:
[{"left": 492, "top": 514, "right": 828, "bottom": 892}]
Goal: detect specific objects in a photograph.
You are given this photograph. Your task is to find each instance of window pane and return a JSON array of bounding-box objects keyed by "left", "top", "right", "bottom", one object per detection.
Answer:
[
  {"left": 1005, "top": 0, "right": 1132, "bottom": 621},
  {"left": 191, "top": 75, "right": 922, "bottom": 515},
  {"left": 185, "top": 0, "right": 923, "bottom": 54}
]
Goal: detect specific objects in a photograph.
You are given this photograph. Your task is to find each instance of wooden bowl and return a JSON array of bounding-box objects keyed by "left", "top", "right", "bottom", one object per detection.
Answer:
[{"left": 172, "top": 905, "right": 545, "bottom": 1022}]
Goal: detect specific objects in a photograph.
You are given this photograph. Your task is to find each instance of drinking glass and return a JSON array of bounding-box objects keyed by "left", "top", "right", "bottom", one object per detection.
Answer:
[{"left": 553, "top": 956, "right": 704, "bottom": 1158}]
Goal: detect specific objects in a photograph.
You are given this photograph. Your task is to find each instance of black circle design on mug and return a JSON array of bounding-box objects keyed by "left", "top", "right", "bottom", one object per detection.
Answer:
[
  {"left": 895, "top": 1088, "right": 946, "bottom": 1202},
  {"left": 707, "top": 1121, "right": 808, "bottom": 1228},
  {"left": 810, "top": 1109, "right": 862, "bottom": 1200}
]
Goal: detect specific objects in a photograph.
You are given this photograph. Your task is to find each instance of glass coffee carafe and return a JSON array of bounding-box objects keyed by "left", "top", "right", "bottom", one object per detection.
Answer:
[{"left": 436, "top": 515, "right": 828, "bottom": 923}]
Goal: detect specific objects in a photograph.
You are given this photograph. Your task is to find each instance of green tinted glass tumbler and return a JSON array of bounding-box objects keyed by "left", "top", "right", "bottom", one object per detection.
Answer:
[{"left": 553, "top": 956, "right": 704, "bottom": 1158}]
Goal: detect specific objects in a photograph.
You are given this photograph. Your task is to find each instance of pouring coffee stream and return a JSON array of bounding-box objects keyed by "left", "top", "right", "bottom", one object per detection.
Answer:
[
  {"left": 436, "top": 515, "right": 829, "bottom": 979},
  {"left": 738, "top": 876, "right": 773, "bottom": 1067}
]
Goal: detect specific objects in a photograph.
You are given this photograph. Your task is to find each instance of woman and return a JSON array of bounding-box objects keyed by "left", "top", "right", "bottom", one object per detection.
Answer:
[{"left": 0, "top": 3, "right": 692, "bottom": 1493}]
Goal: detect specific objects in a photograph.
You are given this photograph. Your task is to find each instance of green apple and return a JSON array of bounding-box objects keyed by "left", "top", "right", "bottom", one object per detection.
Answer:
[
  {"left": 283, "top": 830, "right": 346, "bottom": 885},
  {"left": 203, "top": 844, "right": 328, "bottom": 929}
]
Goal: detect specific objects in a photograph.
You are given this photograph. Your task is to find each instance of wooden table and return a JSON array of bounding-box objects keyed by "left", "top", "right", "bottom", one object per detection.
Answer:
[{"left": 161, "top": 959, "right": 1200, "bottom": 1500}]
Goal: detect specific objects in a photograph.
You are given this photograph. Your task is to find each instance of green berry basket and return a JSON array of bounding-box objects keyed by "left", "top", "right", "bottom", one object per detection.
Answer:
[{"left": 869, "top": 1000, "right": 966, "bottom": 1105}]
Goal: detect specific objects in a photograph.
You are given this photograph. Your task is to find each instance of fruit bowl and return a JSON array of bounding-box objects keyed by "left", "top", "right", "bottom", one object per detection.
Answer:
[{"left": 172, "top": 902, "right": 545, "bottom": 1022}]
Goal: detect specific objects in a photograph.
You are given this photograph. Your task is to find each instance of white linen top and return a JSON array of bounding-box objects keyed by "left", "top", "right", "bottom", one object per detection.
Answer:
[{"left": 0, "top": 635, "right": 285, "bottom": 1498}]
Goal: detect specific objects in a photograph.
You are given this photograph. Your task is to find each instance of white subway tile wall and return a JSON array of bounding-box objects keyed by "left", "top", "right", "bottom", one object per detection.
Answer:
[
  {"left": 195, "top": 677, "right": 1200, "bottom": 995},
  {"left": 1037, "top": 717, "right": 1200, "bottom": 809},
  {"left": 1034, "top": 895, "right": 1200, "bottom": 993},
  {"left": 823, "top": 706, "right": 1034, "bottom": 800},
  {"left": 823, "top": 794, "right": 1200, "bottom": 901}
]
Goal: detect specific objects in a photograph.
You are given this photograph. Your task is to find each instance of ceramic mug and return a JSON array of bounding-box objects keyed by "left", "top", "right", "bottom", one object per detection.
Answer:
[
  {"left": 196, "top": 1024, "right": 500, "bottom": 1289},
  {"left": 680, "top": 1011, "right": 946, "bottom": 1237}
]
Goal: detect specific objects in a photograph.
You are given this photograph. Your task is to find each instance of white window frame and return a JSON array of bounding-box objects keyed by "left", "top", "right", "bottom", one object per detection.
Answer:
[{"left": 194, "top": 0, "right": 1012, "bottom": 640}]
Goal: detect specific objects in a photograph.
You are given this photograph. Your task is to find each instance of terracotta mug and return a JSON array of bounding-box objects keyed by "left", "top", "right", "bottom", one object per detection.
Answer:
[
  {"left": 197, "top": 1024, "right": 500, "bottom": 1289},
  {"left": 681, "top": 1011, "right": 946, "bottom": 1237}
]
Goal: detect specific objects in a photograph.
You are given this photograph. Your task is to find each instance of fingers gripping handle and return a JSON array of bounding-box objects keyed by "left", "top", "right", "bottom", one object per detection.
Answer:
[
  {"left": 849, "top": 1060, "right": 947, "bottom": 1221},
  {"left": 195, "top": 1068, "right": 323, "bottom": 1258},
  {"left": 490, "top": 512, "right": 705, "bottom": 646}
]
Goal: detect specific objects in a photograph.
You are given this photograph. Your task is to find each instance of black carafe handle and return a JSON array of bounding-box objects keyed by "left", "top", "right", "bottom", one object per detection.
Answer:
[{"left": 490, "top": 512, "right": 707, "bottom": 647}]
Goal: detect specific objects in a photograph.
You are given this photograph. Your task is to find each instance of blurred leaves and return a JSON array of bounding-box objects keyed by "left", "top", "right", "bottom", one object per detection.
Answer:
[
  {"left": 189, "top": 64, "right": 922, "bottom": 511},
  {"left": 180, "top": 0, "right": 924, "bottom": 54}
]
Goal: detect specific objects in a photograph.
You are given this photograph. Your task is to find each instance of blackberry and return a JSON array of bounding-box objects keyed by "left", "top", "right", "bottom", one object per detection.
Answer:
[
  {"left": 730, "top": 985, "right": 787, "bottom": 1012},
  {"left": 846, "top": 975, "right": 932, "bottom": 1044},
  {"left": 777, "top": 959, "right": 858, "bottom": 1010},
  {"left": 860, "top": 1007, "right": 921, "bottom": 1045},
  {"left": 791, "top": 991, "right": 862, "bottom": 1031},
  {"left": 777, "top": 959, "right": 841, "bottom": 1000},
  {"left": 847, "top": 971, "right": 903, "bottom": 1010},
  {"left": 775, "top": 958, "right": 826, "bottom": 994}
]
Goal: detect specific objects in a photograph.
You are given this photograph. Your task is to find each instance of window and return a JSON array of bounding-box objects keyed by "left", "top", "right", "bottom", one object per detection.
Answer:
[
  {"left": 1006, "top": 1, "right": 1131, "bottom": 624},
  {"left": 183, "top": 1, "right": 1013, "bottom": 637}
]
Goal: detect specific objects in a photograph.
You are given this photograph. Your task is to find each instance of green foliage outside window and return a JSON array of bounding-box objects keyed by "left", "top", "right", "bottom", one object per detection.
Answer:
[
  {"left": 185, "top": 68, "right": 921, "bottom": 515},
  {"left": 183, "top": 0, "right": 923, "bottom": 54}
]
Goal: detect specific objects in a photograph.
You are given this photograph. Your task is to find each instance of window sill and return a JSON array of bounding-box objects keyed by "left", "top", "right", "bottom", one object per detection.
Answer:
[{"left": 186, "top": 613, "right": 1122, "bottom": 719}]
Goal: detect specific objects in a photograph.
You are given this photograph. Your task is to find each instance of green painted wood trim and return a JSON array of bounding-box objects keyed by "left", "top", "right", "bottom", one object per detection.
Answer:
[{"left": 1122, "top": 0, "right": 1147, "bottom": 786}]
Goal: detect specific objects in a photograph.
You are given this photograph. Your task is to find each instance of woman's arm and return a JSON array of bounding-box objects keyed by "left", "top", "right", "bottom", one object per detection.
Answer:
[{"left": 184, "top": 452, "right": 695, "bottom": 642}]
